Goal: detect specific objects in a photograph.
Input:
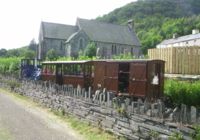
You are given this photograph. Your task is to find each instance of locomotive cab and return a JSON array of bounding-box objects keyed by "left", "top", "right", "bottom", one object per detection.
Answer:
[{"left": 21, "top": 59, "right": 41, "bottom": 80}]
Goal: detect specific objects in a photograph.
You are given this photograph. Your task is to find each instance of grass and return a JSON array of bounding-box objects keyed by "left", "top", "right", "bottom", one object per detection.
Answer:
[
  {"left": 0, "top": 88, "right": 123, "bottom": 140},
  {"left": 55, "top": 113, "right": 119, "bottom": 140},
  {"left": 0, "top": 127, "right": 13, "bottom": 140}
]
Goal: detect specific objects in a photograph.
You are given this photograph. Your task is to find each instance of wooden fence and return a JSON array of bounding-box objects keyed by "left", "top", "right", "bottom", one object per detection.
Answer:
[{"left": 148, "top": 47, "right": 200, "bottom": 74}]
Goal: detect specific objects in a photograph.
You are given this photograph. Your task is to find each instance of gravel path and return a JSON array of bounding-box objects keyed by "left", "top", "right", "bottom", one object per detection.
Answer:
[{"left": 0, "top": 92, "right": 83, "bottom": 140}]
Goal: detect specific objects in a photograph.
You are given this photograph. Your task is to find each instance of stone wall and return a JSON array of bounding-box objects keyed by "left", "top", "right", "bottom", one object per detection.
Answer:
[
  {"left": 41, "top": 38, "right": 66, "bottom": 59},
  {"left": 95, "top": 41, "right": 140, "bottom": 59},
  {"left": 65, "top": 30, "right": 90, "bottom": 58},
  {"left": 1, "top": 79, "right": 199, "bottom": 140}
]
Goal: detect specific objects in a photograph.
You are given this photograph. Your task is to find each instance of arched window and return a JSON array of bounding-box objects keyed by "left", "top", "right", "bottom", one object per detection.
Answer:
[
  {"left": 79, "top": 38, "right": 84, "bottom": 49},
  {"left": 67, "top": 45, "right": 71, "bottom": 56},
  {"left": 112, "top": 44, "right": 117, "bottom": 55}
]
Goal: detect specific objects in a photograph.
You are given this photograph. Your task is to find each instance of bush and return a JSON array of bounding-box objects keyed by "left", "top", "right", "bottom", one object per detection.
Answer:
[
  {"left": 113, "top": 52, "right": 135, "bottom": 60},
  {"left": 164, "top": 80, "right": 200, "bottom": 107},
  {"left": 84, "top": 42, "right": 97, "bottom": 58},
  {"left": 192, "top": 126, "right": 200, "bottom": 140},
  {"left": 0, "top": 57, "right": 21, "bottom": 76},
  {"left": 46, "top": 49, "right": 58, "bottom": 61}
]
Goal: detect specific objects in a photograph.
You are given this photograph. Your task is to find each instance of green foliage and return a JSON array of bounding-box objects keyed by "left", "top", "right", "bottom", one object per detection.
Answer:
[
  {"left": 113, "top": 52, "right": 135, "bottom": 60},
  {"left": 57, "top": 56, "right": 72, "bottom": 61},
  {"left": 6, "top": 46, "right": 29, "bottom": 57},
  {"left": 0, "top": 127, "right": 13, "bottom": 140},
  {"left": 0, "top": 49, "right": 7, "bottom": 57},
  {"left": 192, "top": 125, "right": 200, "bottom": 140},
  {"left": 28, "top": 38, "right": 37, "bottom": 51},
  {"left": 57, "top": 55, "right": 96, "bottom": 61},
  {"left": 97, "top": 0, "right": 200, "bottom": 54},
  {"left": 46, "top": 49, "right": 58, "bottom": 61},
  {"left": 164, "top": 80, "right": 200, "bottom": 107},
  {"left": 169, "top": 132, "right": 184, "bottom": 140},
  {"left": 23, "top": 49, "right": 36, "bottom": 59},
  {"left": 116, "top": 107, "right": 127, "bottom": 117},
  {"left": 0, "top": 57, "right": 21, "bottom": 76},
  {"left": 84, "top": 42, "right": 97, "bottom": 58},
  {"left": 149, "top": 130, "right": 159, "bottom": 139}
]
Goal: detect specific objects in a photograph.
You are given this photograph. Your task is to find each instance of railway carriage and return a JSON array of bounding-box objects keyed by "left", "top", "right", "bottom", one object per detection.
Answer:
[
  {"left": 42, "top": 61, "right": 94, "bottom": 89},
  {"left": 41, "top": 60, "right": 165, "bottom": 99}
]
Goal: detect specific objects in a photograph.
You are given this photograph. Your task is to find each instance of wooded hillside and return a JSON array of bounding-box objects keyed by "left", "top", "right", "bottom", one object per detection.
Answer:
[{"left": 97, "top": 0, "right": 200, "bottom": 54}]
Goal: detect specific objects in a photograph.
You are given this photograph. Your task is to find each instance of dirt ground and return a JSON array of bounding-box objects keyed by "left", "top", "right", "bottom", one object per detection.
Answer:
[{"left": 0, "top": 91, "right": 83, "bottom": 140}]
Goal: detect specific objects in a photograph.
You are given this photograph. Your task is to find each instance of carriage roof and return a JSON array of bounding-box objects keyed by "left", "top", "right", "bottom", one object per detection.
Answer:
[{"left": 42, "top": 59, "right": 164, "bottom": 65}]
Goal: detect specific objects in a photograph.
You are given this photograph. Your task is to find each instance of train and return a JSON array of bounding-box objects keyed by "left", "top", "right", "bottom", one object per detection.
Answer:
[
  {"left": 41, "top": 60, "right": 165, "bottom": 99},
  {"left": 20, "top": 59, "right": 42, "bottom": 80}
]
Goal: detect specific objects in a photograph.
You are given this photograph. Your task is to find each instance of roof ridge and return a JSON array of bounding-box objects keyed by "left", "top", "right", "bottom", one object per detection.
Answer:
[
  {"left": 77, "top": 18, "right": 129, "bottom": 28},
  {"left": 42, "top": 21, "right": 75, "bottom": 27}
]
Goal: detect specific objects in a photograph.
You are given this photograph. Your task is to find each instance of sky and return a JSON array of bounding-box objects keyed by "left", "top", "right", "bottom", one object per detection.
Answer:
[{"left": 0, "top": 0, "right": 136, "bottom": 50}]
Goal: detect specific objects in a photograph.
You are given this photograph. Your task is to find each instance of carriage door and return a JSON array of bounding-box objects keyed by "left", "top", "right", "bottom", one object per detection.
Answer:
[
  {"left": 56, "top": 64, "right": 63, "bottom": 85},
  {"left": 150, "top": 62, "right": 162, "bottom": 98},
  {"left": 104, "top": 63, "right": 119, "bottom": 93},
  {"left": 129, "top": 62, "right": 147, "bottom": 97}
]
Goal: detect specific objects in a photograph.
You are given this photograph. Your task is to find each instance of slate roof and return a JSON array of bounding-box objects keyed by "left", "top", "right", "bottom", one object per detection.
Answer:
[
  {"left": 159, "top": 33, "right": 200, "bottom": 45},
  {"left": 41, "top": 19, "right": 141, "bottom": 46},
  {"left": 41, "top": 22, "right": 78, "bottom": 39},
  {"left": 76, "top": 18, "right": 140, "bottom": 46}
]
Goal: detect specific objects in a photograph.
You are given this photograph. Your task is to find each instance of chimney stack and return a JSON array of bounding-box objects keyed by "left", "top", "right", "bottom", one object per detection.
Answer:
[{"left": 127, "top": 19, "right": 134, "bottom": 29}]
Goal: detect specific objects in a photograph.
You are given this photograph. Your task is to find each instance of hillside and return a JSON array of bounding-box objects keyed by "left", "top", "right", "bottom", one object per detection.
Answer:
[{"left": 97, "top": 0, "right": 200, "bottom": 54}]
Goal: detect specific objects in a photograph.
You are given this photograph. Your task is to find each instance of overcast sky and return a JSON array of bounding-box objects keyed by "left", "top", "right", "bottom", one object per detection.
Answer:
[{"left": 0, "top": 0, "right": 136, "bottom": 50}]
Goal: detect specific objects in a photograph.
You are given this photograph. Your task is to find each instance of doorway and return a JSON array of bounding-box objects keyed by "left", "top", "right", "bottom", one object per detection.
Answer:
[
  {"left": 118, "top": 63, "right": 129, "bottom": 93},
  {"left": 56, "top": 64, "right": 63, "bottom": 85}
]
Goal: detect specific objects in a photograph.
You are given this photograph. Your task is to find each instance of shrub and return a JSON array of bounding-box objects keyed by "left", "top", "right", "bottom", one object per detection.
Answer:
[
  {"left": 113, "top": 52, "right": 135, "bottom": 60},
  {"left": 192, "top": 125, "right": 200, "bottom": 140},
  {"left": 84, "top": 42, "right": 97, "bottom": 58},
  {"left": 46, "top": 49, "right": 58, "bottom": 61},
  {"left": 164, "top": 80, "right": 200, "bottom": 107},
  {"left": 0, "top": 57, "right": 21, "bottom": 76}
]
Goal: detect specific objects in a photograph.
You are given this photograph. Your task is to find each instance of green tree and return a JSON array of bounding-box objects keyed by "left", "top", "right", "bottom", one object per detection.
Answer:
[
  {"left": 46, "top": 49, "right": 58, "bottom": 61},
  {"left": 0, "top": 49, "right": 7, "bottom": 57},
  {"left": 97, "top": 0, "right": 200, "bottom": 54},
  {"left": 24, "top": 50, "right": 36, "bottom": 59},
  {"left": 28, "top": 38, "right": 38, "bottom": 51},
  {"left": 84, "top": 42, "right": 97, "bottom": 58}
]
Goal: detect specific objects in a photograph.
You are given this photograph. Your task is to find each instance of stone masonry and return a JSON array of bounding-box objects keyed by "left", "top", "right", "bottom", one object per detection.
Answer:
[{"left": 0, "top": 78, "right": 199, "bottom": 140}]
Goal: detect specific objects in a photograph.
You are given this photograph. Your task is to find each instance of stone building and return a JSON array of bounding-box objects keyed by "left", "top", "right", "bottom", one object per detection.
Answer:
[
  {"left": 38, "top": 18, "right": 141, "bottom": 59},
  {"left": 157, "top": 29, "right": 200, "bottom": 48}
]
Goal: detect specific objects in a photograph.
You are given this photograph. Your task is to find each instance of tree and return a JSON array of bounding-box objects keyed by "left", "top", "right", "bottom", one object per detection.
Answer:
[
  {"left": 28, "top": 38, "right": 37, "bottom": 51},
  {"left": 97, "top": 0, "right": 200, "bottom": 55},
  {"left": 24, "top": 50, "right": 36, "bottom": 59},
  {"left": 6, "top": 49, "right": 21, "bottom": 57},
  {"left": 84, "top": 42, "right": 97, "bottom": 58},
  {"left": 46, "top": 49, "right": 58, "bottom": 61},
  {"left": 0, "top": 49, "right": 7, "bottom": 57}
]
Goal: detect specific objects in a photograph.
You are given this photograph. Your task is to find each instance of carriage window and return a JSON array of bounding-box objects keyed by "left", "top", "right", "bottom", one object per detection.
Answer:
[
  {"left": 84, "top": 64, "right": 94, "bottom": 77},
  {"left": 63, "top": 64, "right": 83, "bottom": 76},
  {"left": 42, "top": 65, "right": 55, "bottom": 75}
]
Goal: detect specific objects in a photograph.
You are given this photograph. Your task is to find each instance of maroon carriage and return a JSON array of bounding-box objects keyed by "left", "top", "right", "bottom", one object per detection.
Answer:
[{"left": 42, "top": 59, "right": 165, "bottom": 99}]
